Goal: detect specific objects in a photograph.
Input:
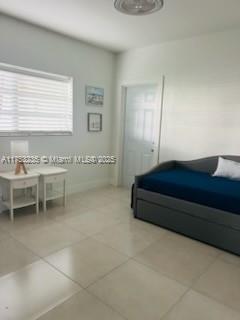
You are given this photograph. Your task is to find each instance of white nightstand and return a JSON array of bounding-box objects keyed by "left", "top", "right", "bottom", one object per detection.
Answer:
[
  {"left": 33, "top": 167, "right": 67, "bottom": 212},
  {"left": 0, "top": 171, "right": 40, "bottom": 221}
]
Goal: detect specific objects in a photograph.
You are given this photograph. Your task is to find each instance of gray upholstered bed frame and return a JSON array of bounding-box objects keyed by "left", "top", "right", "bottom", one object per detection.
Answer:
[{"left": 133, "top": 156, "right": 240, "bottom": 256}]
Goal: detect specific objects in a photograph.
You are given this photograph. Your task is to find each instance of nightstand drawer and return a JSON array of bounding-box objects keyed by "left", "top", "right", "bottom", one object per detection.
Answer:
[
  {"left": 12, "top": 178, "right": 38, "bottom": 189},
  {"left": 44, "top": 174, "right": 65, "bottom": 184}
]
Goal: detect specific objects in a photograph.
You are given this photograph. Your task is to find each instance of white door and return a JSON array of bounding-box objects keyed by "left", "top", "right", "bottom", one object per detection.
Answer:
[{"left": 122, "top": 84, "right": 162, "bottom": 188}]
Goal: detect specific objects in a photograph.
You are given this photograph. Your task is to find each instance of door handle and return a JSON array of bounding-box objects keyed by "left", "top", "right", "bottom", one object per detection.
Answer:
[{"left": 151, "top": 149, "right": 155, "bottom": 153}]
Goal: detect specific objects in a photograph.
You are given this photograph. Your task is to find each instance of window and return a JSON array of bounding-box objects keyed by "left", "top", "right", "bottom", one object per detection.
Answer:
[{"left": 0, "top": 63, "right": 73, "bottom": 136}]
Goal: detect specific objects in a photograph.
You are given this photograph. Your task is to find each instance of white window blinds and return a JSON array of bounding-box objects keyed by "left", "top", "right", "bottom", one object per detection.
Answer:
[{"left": 0, "top": 63, "right": 73, "bottom": 135}]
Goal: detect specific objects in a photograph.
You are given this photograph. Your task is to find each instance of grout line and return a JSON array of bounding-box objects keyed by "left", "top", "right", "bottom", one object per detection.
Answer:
[
  {"left": 8, "top": 222, "right": 89, "bottom": 254},
  {"left": 160, "top": 287, "right": 192, "bottom": 320},
  {"left": 0, "top": 218, "right": 95, "bottom": 282},
  {"left": 90, "top": 234, "right": 133, "bottom": 257},
  {"left": 85, "top": 289, "right": 129, "bottom": 320},
  {"left": 160, "top": 248, "right": 236, "bottom": 319},
  {"left": 40, "top": 237, "right": 130, "bottom": 287},
  {"left": 41, "top": 255, "right": 85, "bottom": 288},
  {"left": 192, "top": 288, "right": 240, "bottom": 315},
  {"left": 59, "top": 219, "right": 125, "bottom": 238},
  {"left": 35, "top": 288, "right": 129, "bottom": 320},
  {"left": 0, "top": 221, "right": 129, "bottom": 295},
  {"left": 132, "top": 239, "right": 221, "bottom": 286},
  {"left": 2, "top": 189, "right": 240, "bottom": 319},
  {"left": 190, "top": 251, "right": 240, "bottom": 315},
  {"left": 189, "top": 252, "right": 221, "bottom": 289},
  {"left": 40, "top": 250, "right": 131, "bottom": 319},
  {"left": 215, "top": 253, "right": 240, "bottom": 269},
  {"left": 3, "top": 229, "right": 86, "bottom": 286},
  {"left": 191, "top": 255, "right": 240, "bottom": 315},
  {"left": 34, "top": 291, "right": 82, "bottom": 320},
  {"left": 6, "top": 224, "right": 240, "bottom": 319},
  {"left": 159, "top": 257, "right": 219, "bottom": 320},
  {"left": 0, "top": 192, "right": 130, "bottom": 254},
  {"left": 130, "top": 256, "right": 191, "bottom": 289},
  {"left": 0, "top": 189, "right": 131, "bottom": 319},
  {"left": 159, "top": 252, "right": 223, "bottom": 320},
  {"left": 85, "top": 257, "right": 131, "bottom": 291},
  {"left": 86, "top": 257, "right": 189, "bottom": 320}
]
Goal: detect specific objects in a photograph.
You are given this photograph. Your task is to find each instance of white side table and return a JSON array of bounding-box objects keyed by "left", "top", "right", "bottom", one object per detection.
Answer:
[
  {"left": 0, "top": 172, "right": 40, "bottom": 221},
  {"left": 33, "top": 167, "right": 67, "bottom": 212}
]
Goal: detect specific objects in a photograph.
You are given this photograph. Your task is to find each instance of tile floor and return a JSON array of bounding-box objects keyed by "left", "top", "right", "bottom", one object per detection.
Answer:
[{"left": 0, "top": 186, "right": 239, "bottom": 320}]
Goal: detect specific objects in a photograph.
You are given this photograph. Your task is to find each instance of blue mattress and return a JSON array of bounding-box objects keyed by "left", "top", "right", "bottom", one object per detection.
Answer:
[{"left": 139, "top": 168, "right": 240, "bottom": 215}]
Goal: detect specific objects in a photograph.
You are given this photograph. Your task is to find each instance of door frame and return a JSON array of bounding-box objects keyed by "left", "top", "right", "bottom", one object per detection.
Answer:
[{"left": 117, "top": 77, "right": 165, "bottom": 187}]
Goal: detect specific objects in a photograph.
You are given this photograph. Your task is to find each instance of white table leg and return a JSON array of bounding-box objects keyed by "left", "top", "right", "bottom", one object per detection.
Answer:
[
  {"left": 63, "top": 179, "right": 66, "bottom": 207},
  {"left": 36, "top": 183, "right": 39, "bottom": 215},
  {"left": 43, "top": 179, "right": 47, "bottom": 212},
  {"left": 10, "top": 183, "right": 14, "bottom": 222}
]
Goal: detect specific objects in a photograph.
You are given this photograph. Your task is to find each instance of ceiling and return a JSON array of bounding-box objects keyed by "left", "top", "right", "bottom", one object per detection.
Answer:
[{"left": 0, "top": 0, "right": 240, "bottom": 52}]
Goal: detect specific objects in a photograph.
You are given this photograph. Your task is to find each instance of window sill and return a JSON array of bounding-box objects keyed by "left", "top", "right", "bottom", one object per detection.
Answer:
[{"left": 0, "top": 131, "right": 73, "bottom": 137}]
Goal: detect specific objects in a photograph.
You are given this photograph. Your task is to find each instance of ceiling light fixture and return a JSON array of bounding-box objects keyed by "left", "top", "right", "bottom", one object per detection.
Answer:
[{"left": 114, "top": 0, "right": 164, "bottom": 16}]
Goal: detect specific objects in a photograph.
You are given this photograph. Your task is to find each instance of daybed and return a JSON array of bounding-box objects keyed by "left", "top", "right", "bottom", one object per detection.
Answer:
[{"left": 133, "top": 156, "right": 240, "bottom": 256}]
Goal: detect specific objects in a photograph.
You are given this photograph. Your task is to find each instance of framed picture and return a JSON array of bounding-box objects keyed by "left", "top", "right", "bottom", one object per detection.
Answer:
[
  {"left": 85, "top": 86, "right": 104, "bottom": 106},
  {"left": 88, "top": 113, "right": 102, "bottom": 132}
]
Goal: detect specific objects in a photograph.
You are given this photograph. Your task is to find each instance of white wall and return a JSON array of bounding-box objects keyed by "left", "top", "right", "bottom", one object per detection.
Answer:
[
  {"left": 1, "top": 15, "right": 240, "bottom": 190},
  {"left": 0, "top": 14, "right": 116, "bottom": 194},
  {"left": 113, "top": 29, "right": 240, "bottom": 185}
]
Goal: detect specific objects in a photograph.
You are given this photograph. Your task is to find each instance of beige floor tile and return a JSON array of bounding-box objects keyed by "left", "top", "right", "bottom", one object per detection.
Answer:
[
  {"left": 98, "top": 200, "right": 131, "bottom": 210},
  {"left": 66, "top": 187, "right": 129, "bottom": 209},
  {"left": 218, "top": 252, "right": 240, "bottom": 267},
  {"left": 0, "top": 210, "right": 55, "bottom": 235},
  {"left": 50, "top": 207, "right": 91, "bottom": 223},
  {"left": 64, "top": 195, "right": 86, "bottom": 207},
  {"left": 14, "top": 222, "right": 86, "bottom": 257},
  {"left": 93, "top": 220, "right": 167, "bottom": 257},
  {"left": 0, "top": 237, "right": 39, "bottom": 277},
  {"left": 63, "top": 210, "right": 122, "bottom": 236},
  {"left": 45, "top": 203, "right": 90, "bottom": 221},
  {"left": 87, "top": 186, "right": 129, "bottom": 199},
  {"left": 97, "top": 201, "right": 131, "bottom": 213},
  {"left": 135, "top": 232, "right": 219, "bottom": 286},
  {"left": 38, "top": 289, "right": 125, "bottom": 320},
  {"left": 53, "top": 192, "right": 109, "bottom": 213},
  {"left": 88, "top": 260, "right": 187, "bottom": 320},
  {"left": 89, "top": 198, "right": 117, "bottom": 208},
  {"left": 0, "top": 229, "right": 9, "bottom": 242},
  {"left": 103, "top": 188, "right": 130, "bottom": 200},
  {"left": 65, "top": 197, "right": 99, "bottom": 210},
  {"left": 163, "top": 290, "right": 240, "bottom": 320},
  {"left": 194, "top": 259, "right": 240, "bottom": 312},
  {"left": 70, "top": 193, "right": 113, "bottom": 208},
  {"left": 97, "top": 203, "right": 133, "bottom": 223},
  {"left": 0, "top": 260, "right": 81, "bottom": 320},
  {"left": 45, "top": 238, "right": 128, "bottom": 287},
  {"left": 2, "top": 187, "right": 238, "bottom": 320}
]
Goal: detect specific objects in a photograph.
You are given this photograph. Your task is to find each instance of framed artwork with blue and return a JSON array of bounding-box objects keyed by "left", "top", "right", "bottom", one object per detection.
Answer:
[{"left": 86, "top": 86, "right": 104, "bottom": 106}]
